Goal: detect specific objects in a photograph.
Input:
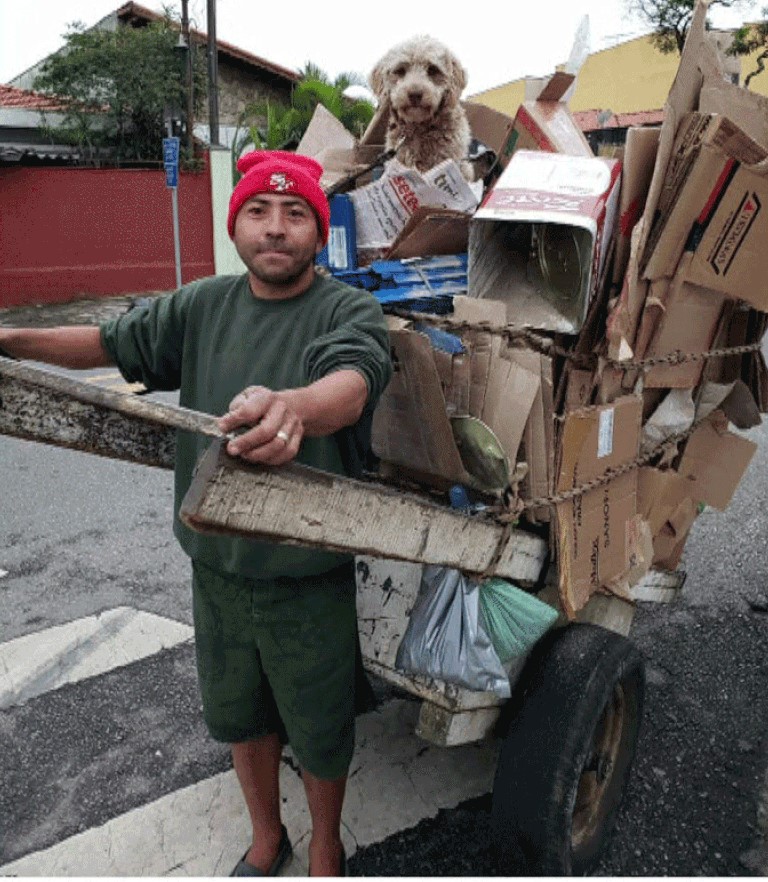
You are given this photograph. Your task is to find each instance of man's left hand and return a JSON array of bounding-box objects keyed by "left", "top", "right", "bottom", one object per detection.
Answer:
[{"left": 218, "top": 386, "right": 303, "bottom": 466}]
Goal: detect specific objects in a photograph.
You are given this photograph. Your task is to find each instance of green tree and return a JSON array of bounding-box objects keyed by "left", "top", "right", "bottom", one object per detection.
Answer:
[
  {"left": 33, "top": 14, "right": 206, "bottom": 165},
  {"left": 728, "top": 8, "right": 768, "bottom": 86},
  {"left": 627, "top": 0, "right": 750, "bottom": 54},
  {"left": 231, "top": 62, "right": 375, "bottom": 179}
]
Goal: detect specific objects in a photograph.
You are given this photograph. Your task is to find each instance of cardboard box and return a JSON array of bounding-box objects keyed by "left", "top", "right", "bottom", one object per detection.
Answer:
[
  {"left": 555, "top": 396, "right": 642, "bottom": 618},
  {"left": 505, "top": 72, "right": 593, "bottom": 160},
  {"left": 349, "top": 158, "right": 478, "bottom": 255},
  {"left": 641, "top": 113, "right": 768, "bottom": 306},
  {"left": 469, "top": 150, "right": 622, "bottom": 333}
]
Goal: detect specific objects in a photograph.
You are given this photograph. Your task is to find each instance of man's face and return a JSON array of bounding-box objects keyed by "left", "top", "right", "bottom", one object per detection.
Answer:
[{"left": 233, "top": 192, "right": 323, "bottom": 288}]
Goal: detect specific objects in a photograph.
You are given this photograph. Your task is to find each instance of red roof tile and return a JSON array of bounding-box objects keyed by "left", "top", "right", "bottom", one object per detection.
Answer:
[
  {"left": 116, "top": 2, "right": 300, "bottom": 83},
  {"left": 0, "top": 83, "right": 68, "bottom": 111}
]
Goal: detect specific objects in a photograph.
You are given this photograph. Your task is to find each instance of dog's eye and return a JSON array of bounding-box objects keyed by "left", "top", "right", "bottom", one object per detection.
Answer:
[
  {"left": 392, "top": 63, "right": 408, "bottom": 77},
  {"left": 427, "top": 64, "right": 444, "bottom": 80}
]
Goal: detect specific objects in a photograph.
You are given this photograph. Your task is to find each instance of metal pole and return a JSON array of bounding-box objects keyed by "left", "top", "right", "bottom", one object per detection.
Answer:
[
  {"left": 171, "top": 186, "right": 183, "bottom": 288},
  {"left": 206, "top": 0, "right": 220, "bottom": 146},
  {"left": 181, "top": 0, "right": 194, "bottom": 156}
]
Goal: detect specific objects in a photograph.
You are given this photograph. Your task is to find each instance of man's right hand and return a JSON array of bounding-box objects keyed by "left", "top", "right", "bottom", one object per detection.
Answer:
[{"left": 219, "top": 386, "right": 304, "bottom": 466}]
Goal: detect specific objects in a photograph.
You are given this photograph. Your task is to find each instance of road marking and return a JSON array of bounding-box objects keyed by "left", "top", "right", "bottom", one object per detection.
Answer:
[
  {"left": 0, "top": 698, "right": 498, "bottom": 876},
  {"left": 0, "top": 607, "right": 193, "bottom": 709},
  {"left": 84, "top": 372, "right": 146, "bottom": 394}
]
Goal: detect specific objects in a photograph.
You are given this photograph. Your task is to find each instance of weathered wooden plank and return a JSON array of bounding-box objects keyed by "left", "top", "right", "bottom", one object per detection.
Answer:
[
  {"left": 416, "top": 701, "right": 501, "bottom": 747},
  {"left": 629, "top": 568, "right": 687, "bottom": 603},
  {"left": 1, "top": 357, "right": 548, "bottom": 583},
  {"left": 180, "top": 439, "right": 548, "bottom": 583},
  {"left": 362, "top": 657, "right": 506, "bottom": 713},
  {"left": 0, "top": 357, "right": 220, "bottom": 469}
]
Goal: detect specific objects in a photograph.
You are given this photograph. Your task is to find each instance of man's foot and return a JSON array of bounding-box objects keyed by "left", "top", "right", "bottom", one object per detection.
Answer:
[{"left": 230, "top": 825, "right": 292, "bottom": 876}]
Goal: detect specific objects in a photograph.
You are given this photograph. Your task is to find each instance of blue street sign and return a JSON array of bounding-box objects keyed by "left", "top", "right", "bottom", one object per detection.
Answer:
[
  {"left": 163, "top": 136, "right": 180, "bottom": 189},
  {"left": 162, "top": 136, "right": 180, "bottom": 167}
]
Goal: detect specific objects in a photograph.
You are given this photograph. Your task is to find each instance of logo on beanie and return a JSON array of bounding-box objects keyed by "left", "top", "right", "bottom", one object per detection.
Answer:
[{"left": 269, "top": 173, "right": 295, "bottom": 192}]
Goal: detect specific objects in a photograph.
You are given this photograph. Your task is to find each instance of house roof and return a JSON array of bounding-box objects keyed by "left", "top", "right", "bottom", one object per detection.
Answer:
[
  {"left": 573, "top": 108, "right": 665, "bottom": 132},
  {"left": 0, "top": 83, "right": 68, "bottom": 111},
  {"left": 115, "top": 2, "right": 300, "bottom": 84}
]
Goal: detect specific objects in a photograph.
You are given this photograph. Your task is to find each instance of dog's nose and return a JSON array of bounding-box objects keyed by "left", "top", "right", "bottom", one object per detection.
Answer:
[{"left": 407, "top": 89, "right": 423, "bottom": 105}]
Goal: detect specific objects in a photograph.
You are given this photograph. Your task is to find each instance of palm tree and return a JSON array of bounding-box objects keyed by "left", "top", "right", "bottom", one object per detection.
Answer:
[{"left": 231, "top": 62, "right": 375, "bottom": 180}]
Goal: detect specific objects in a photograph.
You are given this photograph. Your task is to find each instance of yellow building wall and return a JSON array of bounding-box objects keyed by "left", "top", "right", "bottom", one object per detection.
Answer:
[{"left": 469, "top": 34, "right": 768, "bottom": 118}]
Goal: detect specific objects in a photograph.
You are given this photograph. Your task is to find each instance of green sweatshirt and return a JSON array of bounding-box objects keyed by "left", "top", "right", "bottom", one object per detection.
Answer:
[{"left": 100, "top": 272, "right": 392, "bottom": 580}]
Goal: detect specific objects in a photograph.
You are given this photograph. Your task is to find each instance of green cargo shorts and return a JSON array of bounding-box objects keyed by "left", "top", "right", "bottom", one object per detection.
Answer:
[{"left": 191, "top": 559, "right": 357, "bottom": 780}]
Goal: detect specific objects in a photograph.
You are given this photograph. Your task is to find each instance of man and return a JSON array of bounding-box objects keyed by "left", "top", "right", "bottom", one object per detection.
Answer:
[{"left": 0, "top": 150, "right": 393, "bottom": 877}]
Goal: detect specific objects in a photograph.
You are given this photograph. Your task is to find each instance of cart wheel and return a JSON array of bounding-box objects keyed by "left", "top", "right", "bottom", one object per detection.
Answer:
[{"left": 491, "top": 622, "right": 645, "bottom": 876}]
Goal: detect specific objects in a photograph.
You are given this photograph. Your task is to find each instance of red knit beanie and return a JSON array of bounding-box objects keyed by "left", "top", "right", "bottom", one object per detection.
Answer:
[{"left": 228, "top": 150, "right": 330, "bottom": 244}]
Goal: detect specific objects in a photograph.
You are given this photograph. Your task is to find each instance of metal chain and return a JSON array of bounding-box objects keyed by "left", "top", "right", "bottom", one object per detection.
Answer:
[
  {"left": 493, "top": 417, "right": 710, "bottom": 523},
  {"left": 386, "top": 307, "right": 763, "bottom": 371}
]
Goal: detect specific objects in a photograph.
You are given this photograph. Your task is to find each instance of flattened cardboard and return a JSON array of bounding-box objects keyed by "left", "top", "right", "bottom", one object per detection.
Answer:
[
  {"left": 678, "top": 416, "right": 757, "bottom": 510},
  {"left": 636, "top": 0, "right": 721, "bottom": 261},
  {"left": 463, "top": 102, "right": 516, "bottom": 168},
  {"left": 641, "top": 253, "right": 726, "bottom": 389},
  {"left": 386, "top": 207, "right": 470, "bottom": 260},
  {"left": 480, "top": 355, "right": 540, "bottom": 470},
  {"left": 515, "top": 350, "right": 555, "bottom": 522},
  {"left": 432, "top": 347, "right": 471, "bottom": 417},
  {"left": 452, "top": 295, "right": 507, "bottom": 418},
  {"left": 612, "top": 127, "right": 660, "bottom": 287},
  {"left": 371, "top": 328, "right": 472, "bottom": 487},
  {"left": 637, "top": 466, "right": 698, "bottom": 570},
  {"left": 555, "top": 396, "right": 642, "bottom": 618},
  {"left": 296, "top": 103, "right": 355, "bottom": 158},
  {"left": 371, "top": 298, "right": 538, "bottom": 492}
]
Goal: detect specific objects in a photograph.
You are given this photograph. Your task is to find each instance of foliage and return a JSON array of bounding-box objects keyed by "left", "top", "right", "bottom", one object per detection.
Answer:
[
  {"left": 728, "top": 7, "right": 768, "bottom": 86},
  {"left": 231, "top": 63, "right": 375, "bottom": 181},
  {"left": 33, "top": 15, "right": 207, "bottom": 165},
  {"left": 627, "top": 0, "right": 750, "bottom": 53}
]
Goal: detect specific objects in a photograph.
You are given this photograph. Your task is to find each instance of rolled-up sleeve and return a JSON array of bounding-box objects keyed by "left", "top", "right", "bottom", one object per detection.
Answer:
[{"left": 302, "top": 292, "right": 392, "bottom": 407}]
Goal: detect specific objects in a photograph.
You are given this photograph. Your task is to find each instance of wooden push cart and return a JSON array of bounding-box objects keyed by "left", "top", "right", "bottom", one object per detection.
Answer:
[{"left": 0, "top": 356, "right": 684, "bottom": 874}]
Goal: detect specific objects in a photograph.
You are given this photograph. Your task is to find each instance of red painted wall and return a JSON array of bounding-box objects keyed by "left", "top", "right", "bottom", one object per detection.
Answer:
[{"left": 0, "top": 160, "right": 215, "bottom": 307}]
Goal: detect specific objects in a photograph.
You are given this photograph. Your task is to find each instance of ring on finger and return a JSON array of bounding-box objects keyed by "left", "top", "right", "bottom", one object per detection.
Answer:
[{"left": 276, "top": 429, "right": 290, "bottom": 444}]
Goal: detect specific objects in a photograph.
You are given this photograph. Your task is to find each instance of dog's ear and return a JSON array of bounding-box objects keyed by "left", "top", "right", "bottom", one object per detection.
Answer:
[
  {"left": 445, "top": 52, "right": 468, "bottom": 98},
  {"left": 369, "top": 56, "right": 389, "bottom": 102}
]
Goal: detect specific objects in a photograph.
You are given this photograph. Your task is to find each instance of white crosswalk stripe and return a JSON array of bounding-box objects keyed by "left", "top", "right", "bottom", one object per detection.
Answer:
[
  {"left": 0, "top": 607, "right": 498, "bottom": 877},
  {"left": 0, "top": 607, "right": 193, "bottom": 709}
]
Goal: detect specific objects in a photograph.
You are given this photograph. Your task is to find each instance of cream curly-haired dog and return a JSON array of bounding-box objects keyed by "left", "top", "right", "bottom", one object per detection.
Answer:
[{"left": 369, "top": 35, "right": 474, "bottom": 181}]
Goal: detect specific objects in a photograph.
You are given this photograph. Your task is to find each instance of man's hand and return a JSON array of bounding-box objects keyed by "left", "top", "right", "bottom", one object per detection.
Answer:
[{"left": 218, "top": 386, "right": 304, "bottom": 466}]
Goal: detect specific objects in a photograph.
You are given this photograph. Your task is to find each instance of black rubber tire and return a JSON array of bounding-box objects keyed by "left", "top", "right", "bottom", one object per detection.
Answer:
[{"left": 491, "top": 622, "right": 645, "bottom": 876}]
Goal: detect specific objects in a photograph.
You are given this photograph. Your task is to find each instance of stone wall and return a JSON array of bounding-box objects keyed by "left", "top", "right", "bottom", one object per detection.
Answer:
[{"left": 216, "top": 62, "right": 293, "bottom": 126}]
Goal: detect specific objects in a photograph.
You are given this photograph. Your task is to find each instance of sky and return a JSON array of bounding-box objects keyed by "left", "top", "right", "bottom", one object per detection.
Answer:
[{"left": 0, "top": 0, "right": 759, "bottom": 97}]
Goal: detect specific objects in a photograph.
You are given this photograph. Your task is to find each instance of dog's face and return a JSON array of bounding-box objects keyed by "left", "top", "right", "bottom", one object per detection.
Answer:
[{"left": 369, "top": 36, "right": 468, "bottom": 125}]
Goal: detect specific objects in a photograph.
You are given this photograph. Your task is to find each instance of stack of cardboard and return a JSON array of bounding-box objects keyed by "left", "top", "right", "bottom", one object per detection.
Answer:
[{"left": 299, "top": 3, "right": 766, "bottom": 620}]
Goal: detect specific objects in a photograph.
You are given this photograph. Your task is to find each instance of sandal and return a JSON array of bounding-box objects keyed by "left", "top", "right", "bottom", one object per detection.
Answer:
[{"left": 230, "top": 825, "right": 293, "bottom": 877}]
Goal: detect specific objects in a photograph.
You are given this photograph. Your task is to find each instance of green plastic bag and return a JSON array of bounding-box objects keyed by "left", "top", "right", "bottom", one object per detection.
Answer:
[{"left": 479, "top": 578, "right": 559, "bottom": 663}]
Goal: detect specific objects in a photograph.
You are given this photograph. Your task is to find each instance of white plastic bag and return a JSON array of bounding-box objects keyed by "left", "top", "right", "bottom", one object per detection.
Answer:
[{"left": 395, "top": 565, "right": 511, "bottom": 698}]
